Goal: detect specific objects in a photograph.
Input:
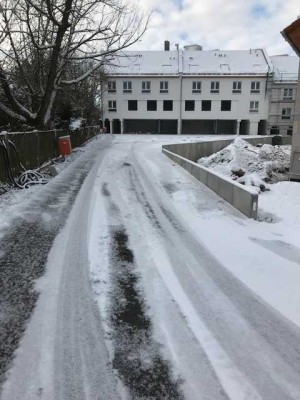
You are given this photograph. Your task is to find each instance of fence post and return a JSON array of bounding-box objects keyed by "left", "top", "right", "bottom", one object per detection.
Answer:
[{"left": 3, "top": 132, "right": 11, "bottom": 165}]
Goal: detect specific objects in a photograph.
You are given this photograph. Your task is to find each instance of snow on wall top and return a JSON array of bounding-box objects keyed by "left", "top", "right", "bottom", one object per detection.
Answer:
[
  {"left": 270, "top": 55, "right": 299, "bottom": 82},
  {"left": 106, "top": 49, "right": 271, "bottom": 76}
]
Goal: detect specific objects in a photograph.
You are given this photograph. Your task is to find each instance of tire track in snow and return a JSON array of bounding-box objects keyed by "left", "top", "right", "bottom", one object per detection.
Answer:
[
  {"left": 0, "top": 173, "right": 89, "bottom": 390},
  {"left": 98, "top": 150, "right": 230, "bottom": 400},
  {"left": 0, "top": 137, "right": 110, "bottom": 393},
  {"left": 127, "top": 142, "right": 300, "bottom": 399},
  {"left": 98, "top": 176, "right": 183, "bottom": 398},
  {"left": 109, "top": 227, "right": 183, "bottom": 399}
]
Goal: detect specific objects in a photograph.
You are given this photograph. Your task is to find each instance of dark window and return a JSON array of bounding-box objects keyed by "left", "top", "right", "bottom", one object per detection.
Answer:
[
  {"left": 185, "top": 100, "right": 195, "bottom": 111},
  {"left": 232, "top": 81, "right": 242, "bottom": 93},
  {"left": 270, "top": 126, "right": 279, "bottom": 135},
  {"left": 123, "top": 81, "right": 132, "bottom": 93},
  {"left": 281, "top": 108, "right": 291, "bottom": 120},
  {"left": 163, "top": 100, "right": 173, "bottom": 111},
  {"left": 221, "top": 100, "right": 231, "bottom": 111},
  {"left": 147, "top": 100, "right": 157, "bottom": 111},
  {"left": 128, "top": 100, "right": 138, "bottom": 111},
  {"left": 283, "top": 88, "right": 293, "bottom": 99},
  {"left": 108, "top": 81, "right": 116, "bottom": 93},
  {"left": 250, "top": 101, "right": 259, "bottom": 112},
  {"left": 192, "top": 81, "right": 201, "bottom": 93},
  {"left": 251, "top": 81, "right": 260, "bottom": 93},
  {"left": 142, "top": 81, "right": 151, "bottom": 93},
  {"left": 202, "top": 100, "right": 211, "bottom": 111},
  {"left": 160, "top": 81, "right": 169, "bottom": 93},
  {"left": 108, "top": 100, "right": 117, "bottom": 111},
  {"left": 211, "top": 81, "right": 220, "bottom": 93}
]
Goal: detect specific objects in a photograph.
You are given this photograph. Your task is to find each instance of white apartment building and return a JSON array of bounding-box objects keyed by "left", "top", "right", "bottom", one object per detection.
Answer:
[
  {"left": 268, "top": 55, "right": 299, "bottom": 135},
  {"left": 102, "top": 43, "right": 279, "bottom": 135}
]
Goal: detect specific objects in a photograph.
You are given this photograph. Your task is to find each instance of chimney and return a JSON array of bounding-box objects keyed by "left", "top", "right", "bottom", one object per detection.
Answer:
[{"left": 164, "top": 40, "right": 170, "bottom": 51}]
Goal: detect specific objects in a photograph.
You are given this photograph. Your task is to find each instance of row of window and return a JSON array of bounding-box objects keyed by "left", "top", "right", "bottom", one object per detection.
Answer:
[
  {"left": 108, "top": 80, "right": 262, "bottom": 95},
  {"left": 108, "top": 100, "right": 260, "bottom": 112}
]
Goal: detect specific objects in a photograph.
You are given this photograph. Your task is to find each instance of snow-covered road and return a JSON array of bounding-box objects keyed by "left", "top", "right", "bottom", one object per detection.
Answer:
[{"left": 1, "top": 135, "right": 300, "bottom": 400}]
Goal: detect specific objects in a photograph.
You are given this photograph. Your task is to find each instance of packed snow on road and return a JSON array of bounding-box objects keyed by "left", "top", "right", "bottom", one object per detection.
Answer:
[{"left": 1, "top": 134, "right": 300, "bottom": 400}]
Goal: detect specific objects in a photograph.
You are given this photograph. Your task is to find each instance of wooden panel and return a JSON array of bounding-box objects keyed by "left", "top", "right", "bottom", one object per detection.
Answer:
[{"left": 282, "top": 18, "right": 300, "bottom": 56}]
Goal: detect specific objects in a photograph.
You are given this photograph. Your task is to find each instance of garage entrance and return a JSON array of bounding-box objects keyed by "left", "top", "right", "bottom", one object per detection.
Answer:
[{"left": 124, "top": 120, "right": 158, "bottom": 134}]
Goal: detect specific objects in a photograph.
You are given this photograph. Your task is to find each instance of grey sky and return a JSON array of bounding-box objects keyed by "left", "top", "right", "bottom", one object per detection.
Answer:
[{"left": 131, "top": 0, "right": 300, "bottom": 56}]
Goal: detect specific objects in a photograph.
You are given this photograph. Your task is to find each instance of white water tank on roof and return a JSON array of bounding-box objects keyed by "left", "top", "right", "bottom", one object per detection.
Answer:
[{"left": 184, "top": 44, "right": 202, "bottom": 51}]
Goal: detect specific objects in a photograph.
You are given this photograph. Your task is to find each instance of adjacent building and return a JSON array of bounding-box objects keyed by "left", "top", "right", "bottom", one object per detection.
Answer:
[
  {"left": 103, "top": 43, "right": 299, "bottom": 135},
  {"left": 268, "top": 55, "right": 299, "bottom": 135}
]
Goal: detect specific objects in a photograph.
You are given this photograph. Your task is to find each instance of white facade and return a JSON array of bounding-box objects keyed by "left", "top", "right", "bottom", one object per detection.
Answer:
[{"left": 102, "top": 47, "right": 277, "bottom": 135}]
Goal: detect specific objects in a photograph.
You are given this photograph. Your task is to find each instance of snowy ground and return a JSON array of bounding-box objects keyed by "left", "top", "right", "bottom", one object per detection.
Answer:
[{"left": 1, "top": 134, "right": 300, "bottom": 400}]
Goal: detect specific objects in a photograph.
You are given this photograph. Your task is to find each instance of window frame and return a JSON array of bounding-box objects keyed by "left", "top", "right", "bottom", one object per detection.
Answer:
[
  {"left": 210, "top": 81, "right": 220, "bottom": 93},
  {"left": 192, "top": 81, "right": 202, "bottom": 93},
  {"left": 123, "top": 81, "right": 132, "bottom": 93},
  {"left": 142, "top": 81, "right": 151, "bottom": 93},
  {"left": 108, "top": 80, "right": 116, "bottom": 93},
  {"left": 160, "top": 81, "right": 169, "bottom": 93},
  {"left": 108, "top": 100, "right": 117, "bottom": 112},
  {"left": 251, "top": 81, "right": 260, "bottom": 93},
  {"left": 283, "top": 88, "right": 293, "bottom": 100},
  {"left": 249, "top": 100, "right": 259, "bottom": 112},
  {"left": 232, "top": 81, "right": 242, "bottom": 93},
  {"left": 281, "top": 107, "right": 292, "bottom": 120}
]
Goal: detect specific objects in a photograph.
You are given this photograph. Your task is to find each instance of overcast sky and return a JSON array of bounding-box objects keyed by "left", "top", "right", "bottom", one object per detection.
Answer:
[{"left": 130, "top": 0, "right": 300, "bottom": 56}]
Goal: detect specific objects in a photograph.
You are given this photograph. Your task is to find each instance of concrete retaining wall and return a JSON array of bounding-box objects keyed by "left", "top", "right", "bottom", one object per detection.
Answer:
[
  {"left": 162, "top": 136, "right": 291, "bottom": 219},
  {"left": 163, "top": 148, "right": 259, "bottom": 219},
  {"left": 162, "top": 136, "right": 292, "bottom": 162}
]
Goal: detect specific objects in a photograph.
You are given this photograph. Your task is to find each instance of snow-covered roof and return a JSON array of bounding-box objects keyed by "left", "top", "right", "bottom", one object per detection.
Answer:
[
  {"left": 107, "top": 49, "right": 271, "bottom": 76},
  {"left": 270, "top": 55, "right": 299, "bottom": 82},
  {"left": 108, "top": 51, "right": 180, "bottom": 75},
  {"left": 182, "top": 49, "right": 270, "bottom": 75}
]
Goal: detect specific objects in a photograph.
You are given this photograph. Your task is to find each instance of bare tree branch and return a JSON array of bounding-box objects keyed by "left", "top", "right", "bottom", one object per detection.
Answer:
[{"left": 0, "top": 0, "right": 149, "bottom": 128}]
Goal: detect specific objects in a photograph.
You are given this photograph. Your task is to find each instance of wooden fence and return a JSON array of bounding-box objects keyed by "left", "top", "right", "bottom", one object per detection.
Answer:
[{"left": 0, "top": 126, "right": 101, "bottom": 184}]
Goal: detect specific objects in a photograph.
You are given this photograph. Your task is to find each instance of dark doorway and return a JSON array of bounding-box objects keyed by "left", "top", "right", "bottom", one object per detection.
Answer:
[
  {"left": 113, "top": 119, "right": 121, "bottom": 134},
  {"left": 160, "top": 120, "right": 178, "bottom": 134},
  {"left": 124, "top": 119, "right": 159, "bottom": 134},
  {"left": 258, "top": 120, "right": 267, "bottom": 135},
  {"left": 240, "top": 120, "right": 250, "bottom": 135},
  {"left": 105, "top": 119, "right": 110, "bottom": 133}
]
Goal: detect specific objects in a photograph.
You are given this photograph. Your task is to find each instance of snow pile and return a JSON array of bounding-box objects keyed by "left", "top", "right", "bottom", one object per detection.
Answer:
[{"left": 197, "top": 138, "right": 291, "bottom": 191}]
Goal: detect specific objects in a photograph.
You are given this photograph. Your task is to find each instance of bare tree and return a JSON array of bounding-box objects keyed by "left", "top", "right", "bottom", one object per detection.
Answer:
[{"left": 0, "top": 0, "right": 148, "bottom": 129}]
